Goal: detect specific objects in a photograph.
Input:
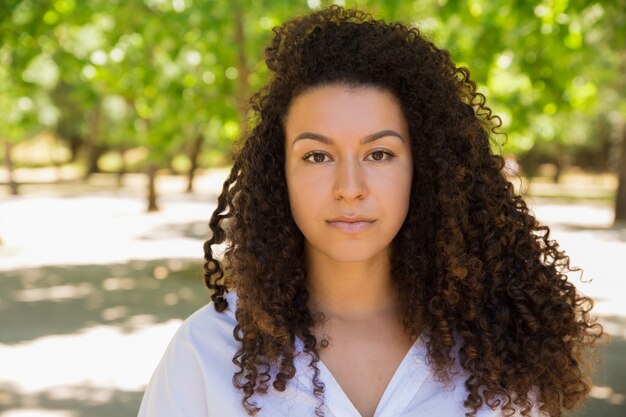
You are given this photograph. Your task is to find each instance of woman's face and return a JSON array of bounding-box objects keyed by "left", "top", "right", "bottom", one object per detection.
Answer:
[{"left": 283, "top": 84, "right": 413, "bottom": 263}]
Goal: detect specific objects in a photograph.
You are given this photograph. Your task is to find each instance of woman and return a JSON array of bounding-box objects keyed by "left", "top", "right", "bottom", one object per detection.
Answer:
[{"left": 138, "top": 5, "right": 604, "bottom": 417}]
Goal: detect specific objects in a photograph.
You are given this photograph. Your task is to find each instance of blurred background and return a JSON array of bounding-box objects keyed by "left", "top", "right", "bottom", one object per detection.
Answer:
[{"left": 0, "top": 0, "right": 624, "bottom": 416}]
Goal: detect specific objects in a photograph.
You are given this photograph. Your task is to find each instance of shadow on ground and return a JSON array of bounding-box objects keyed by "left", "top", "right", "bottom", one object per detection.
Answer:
[
  {"left": 0, "top": 258, "right": 210, "bottom": 417},
  {"left": 0, "top": 384, "right": 144, "bottom": 417},
  {"left": 0, "top": 259, "right": 210, "bottom": 345},
  {"left": 138, "top": 220, "right": 211, "bottom": 241},
  {"left": 566, "top": 325, "right": 626, "bottom": 417}
]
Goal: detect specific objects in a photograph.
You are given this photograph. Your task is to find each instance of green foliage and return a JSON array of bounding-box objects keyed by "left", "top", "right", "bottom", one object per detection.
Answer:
[{"left": 0, "top": 0, "right": 624, "bottom": 173}]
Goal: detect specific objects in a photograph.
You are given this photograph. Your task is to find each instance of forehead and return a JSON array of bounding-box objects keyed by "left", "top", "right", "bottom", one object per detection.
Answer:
[{"left": 283, "top": 85, "right": 408, "bottom": 140}]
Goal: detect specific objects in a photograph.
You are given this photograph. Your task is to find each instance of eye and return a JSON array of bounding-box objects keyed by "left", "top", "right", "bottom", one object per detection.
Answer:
[
  {"left": 366, "top": 150, "right": 395, "bottom": 162},
  {"left": 302, "top": 149, "right": 396, "bottom": 164},
  {"left": 302, "top": 151, "right": 330, "bottom": 163}
]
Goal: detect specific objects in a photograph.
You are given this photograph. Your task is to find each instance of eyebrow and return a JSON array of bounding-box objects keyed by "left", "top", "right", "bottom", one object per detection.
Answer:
[{"left": 291, "top": 129, "right": 405, "bottom": 146}]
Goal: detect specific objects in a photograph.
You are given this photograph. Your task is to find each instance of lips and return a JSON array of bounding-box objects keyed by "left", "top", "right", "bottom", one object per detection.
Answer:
[
  {"left": 327, "top": 215, "right": 376, "bottom": 223},
  {"left": 326, "top": 216, "right": 376, "bottom": 233}
]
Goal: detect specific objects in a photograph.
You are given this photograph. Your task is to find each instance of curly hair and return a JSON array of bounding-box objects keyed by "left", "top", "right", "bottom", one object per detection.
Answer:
[{"left": 203, "top": 5, "right": 604, "bottom": 417}]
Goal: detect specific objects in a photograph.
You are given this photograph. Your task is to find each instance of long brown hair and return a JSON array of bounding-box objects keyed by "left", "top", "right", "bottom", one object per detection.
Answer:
[{"left": 203, "top": 5, "right": 605, "bottom": 416}]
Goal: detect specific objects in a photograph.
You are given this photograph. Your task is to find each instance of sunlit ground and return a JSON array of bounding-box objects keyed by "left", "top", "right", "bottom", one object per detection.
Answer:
[{"left": 0, "top": 167, "right": 624, "bottom": 417}]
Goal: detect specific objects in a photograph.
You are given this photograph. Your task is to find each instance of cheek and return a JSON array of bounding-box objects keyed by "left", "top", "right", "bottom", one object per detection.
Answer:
[
  {"left": 398, "top": 172, "right": 413, "bottom": 213},
  {"left": 374, "top": 165, "right": 412, "bottom": 205},
  {"left": 286, "top": 170, "right": 325, "bottom": 224}
]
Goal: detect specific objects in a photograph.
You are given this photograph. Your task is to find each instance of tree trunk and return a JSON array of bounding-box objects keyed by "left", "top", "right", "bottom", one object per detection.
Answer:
[
  {"left": 552, "top": 142, "right": 570, "bottom": 184},
  {"left": 83, "top": 103, "right": 102, "bottom": 181},
  {"left": 520, "top": 144, "right": 542, "bottom": 196},
  {"left": 553, "top": 152, "right": 563, "bottom": 184},
  {"left": 51, "top": 133, "right": 65, "bottom": 183},
  {"left": 4, "top": 140, "right": 18, "bottom": 195},
  {"left": 186, "top": 132, "right": 204, "bottom": 193},
  {"left": 117, "top": 145, "right": 127, "bottom": 188},
  {"left": 146, "top": 162, "right": 159, "bottom": 212},
  {"left": 68, "top": 133, "right": 82, "bottom": 163},
  {"left": 614, "top": 124, "right": 626, "bottom": 224}
]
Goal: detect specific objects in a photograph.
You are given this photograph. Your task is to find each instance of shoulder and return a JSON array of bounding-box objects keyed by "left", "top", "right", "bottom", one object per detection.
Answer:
[
  {"left": 170, "top": 290, "right": 239, "bottom": 359},
  {"left": 137, "top": 290, "right": 242, "bottom": 417}
]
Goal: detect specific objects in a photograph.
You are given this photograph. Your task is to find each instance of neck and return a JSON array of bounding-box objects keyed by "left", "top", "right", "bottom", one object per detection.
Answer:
[{"left": 305, "top": 244, "right": 399, "bottom": 322}]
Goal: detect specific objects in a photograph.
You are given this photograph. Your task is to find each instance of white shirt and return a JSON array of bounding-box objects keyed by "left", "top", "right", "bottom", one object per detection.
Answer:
[{"left": 138, "top": 290, "right": 545, "bottom": 417}]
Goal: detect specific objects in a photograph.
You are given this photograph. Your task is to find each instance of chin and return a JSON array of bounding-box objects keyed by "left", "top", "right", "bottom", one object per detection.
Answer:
[{"left": 320, "top": 242, "right": 386, "bottom": 263}]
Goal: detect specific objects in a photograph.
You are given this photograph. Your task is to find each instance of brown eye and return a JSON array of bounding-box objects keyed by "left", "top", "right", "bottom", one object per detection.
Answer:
[
  {"left": 367, "top": 150, "right": 394, "bottom": 162},
  {"left": 371, "top": 151, "right": 384, "bottom": 161},
  {"left": 303, "top": 152, "right": 329, "bottom": 163}
]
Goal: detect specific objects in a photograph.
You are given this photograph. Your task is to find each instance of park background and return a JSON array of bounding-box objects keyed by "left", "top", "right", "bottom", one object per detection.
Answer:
[{"left": 0, "top": 0, "right": 625, "bottom": 416}]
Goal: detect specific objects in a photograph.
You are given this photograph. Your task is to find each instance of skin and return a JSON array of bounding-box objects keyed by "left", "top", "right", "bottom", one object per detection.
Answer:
[{"left": 283, "top": 83, "right": 414, "bottom": 323}]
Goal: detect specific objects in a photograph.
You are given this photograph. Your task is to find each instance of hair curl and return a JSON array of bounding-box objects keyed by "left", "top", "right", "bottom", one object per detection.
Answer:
[{"left": 203, "top": 5, "right": 605, "bottom": 417}]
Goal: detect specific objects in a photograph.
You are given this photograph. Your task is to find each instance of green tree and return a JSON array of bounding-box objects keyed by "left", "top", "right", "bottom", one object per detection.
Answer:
[{"left": 2, "top": 0, "right": 624, "bottom": 221}]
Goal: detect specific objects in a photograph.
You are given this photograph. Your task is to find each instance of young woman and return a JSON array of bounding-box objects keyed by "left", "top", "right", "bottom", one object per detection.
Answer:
[{"left": 138, "top": 5, "right": 604, "bottom": 417}]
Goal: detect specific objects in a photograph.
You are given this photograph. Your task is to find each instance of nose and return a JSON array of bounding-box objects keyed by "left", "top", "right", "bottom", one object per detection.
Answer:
[{"left": 332, "top": 157, "right": 368, "bottom": 201}]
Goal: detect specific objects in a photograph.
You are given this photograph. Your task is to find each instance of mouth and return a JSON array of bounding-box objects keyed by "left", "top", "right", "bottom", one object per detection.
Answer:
[{"left": 326, "top": 220, "right": 376, "bottom": 233}]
